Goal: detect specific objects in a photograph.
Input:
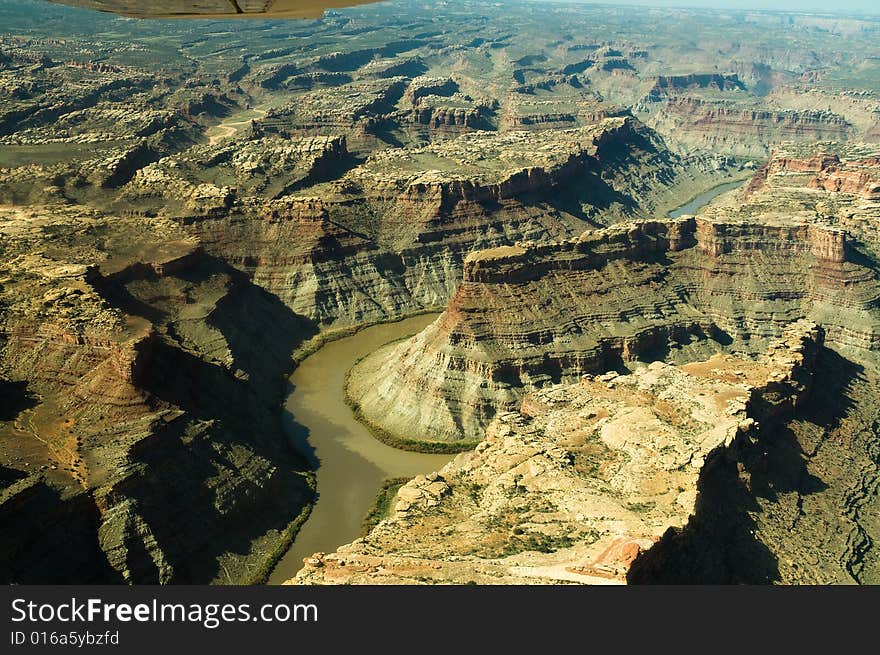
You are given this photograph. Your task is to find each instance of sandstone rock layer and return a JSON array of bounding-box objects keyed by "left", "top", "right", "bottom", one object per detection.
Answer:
[{"left": 294, "top": 322, "right": 822, "bottom": 584}]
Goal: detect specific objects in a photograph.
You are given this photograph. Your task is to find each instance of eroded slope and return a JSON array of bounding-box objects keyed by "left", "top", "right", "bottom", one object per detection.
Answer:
[
  {"left": 294, "top": 322, "right": 823, "bottom": 584},
  {"left": 0, "top": 204, "right": 314, "bottom": 583}
]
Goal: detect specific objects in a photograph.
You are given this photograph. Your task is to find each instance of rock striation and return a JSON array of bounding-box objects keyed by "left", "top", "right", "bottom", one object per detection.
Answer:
[
  {"left": 646, "top": 73, "right": 746, "bottom": 97},
  {"left": 293, "top": 322, "right": 822, "bottom": 584},
  {"left": 641, "top": 97, "right": 855, "bottom": 158},
  {"left": 4, "top": 1, "right": 880, "bottom": 586},
  {"left": 188, "top": 117, "right": 735, "bottom": 328},
  {"left": 349, "top": 207, "right": 880, "bottom": 443},
  {"left": 0, "top": 205, "right": 313, "bottom": 584},
  {"left": 747, "top": 144, "right": 880, "bottom": 201}
]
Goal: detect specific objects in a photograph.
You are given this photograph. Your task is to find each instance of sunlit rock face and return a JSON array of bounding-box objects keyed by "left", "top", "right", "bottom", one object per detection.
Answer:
[
  {"left": 292, "top": 322, "right": 826, "bottom": 585},
  {"left": 49, "top": 0, "right": 379, "bottom": 19}
]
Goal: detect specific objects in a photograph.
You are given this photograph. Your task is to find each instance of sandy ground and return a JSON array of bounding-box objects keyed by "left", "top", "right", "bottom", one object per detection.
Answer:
[{"left": 205, "top": 107, "right": 268, "bottom": 146}]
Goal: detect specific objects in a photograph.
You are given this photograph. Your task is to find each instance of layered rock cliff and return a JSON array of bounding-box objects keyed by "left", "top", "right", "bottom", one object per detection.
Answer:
[
  {"left": 0, "top": 205, "right": 314, "bottom": 584},
  {"left": 641, "top": 97, "right": 855, "bottom": 158},
  {"left": 335, "top": 142, "right": 880, "bottom": 584},
  {"left": 185, "top": 117, "right": 739, "bottom": 329},
  {"left": 0, "top": 106, "right": 735, "bottom": 584},
  {"left": 293, "top": 322, "right": 824, "bottom": 584},
  {"left": 646, "top": 73, "right": 746, "bottom": 97},
  {"left": 4, "top": 1, "right": 879, "bottom": 586},
  {"left": 746, "top": 146, "right": 880, "bottom": 201},
  {"left": 348, "top": 211, "right": 879, "bottom": 444}
]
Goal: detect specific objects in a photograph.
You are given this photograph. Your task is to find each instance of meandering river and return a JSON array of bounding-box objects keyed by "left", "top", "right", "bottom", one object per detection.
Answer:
[
  {"left": 268, "top": 314, "right": 451, "bottom": 584},
  {"left": 667, "top": 179, "right": 747, "bottom": 218},
  {"left": 267, "top": 176, "right": 750, "bottom": 583}
]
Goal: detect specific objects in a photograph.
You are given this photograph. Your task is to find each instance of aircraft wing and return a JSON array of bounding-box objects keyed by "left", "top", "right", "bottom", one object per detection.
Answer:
[{"left": 47, "top": 0, "right": 380, "bottom": 19}]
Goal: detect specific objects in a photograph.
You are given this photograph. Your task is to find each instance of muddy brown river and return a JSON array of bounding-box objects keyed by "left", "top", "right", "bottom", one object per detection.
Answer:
[
  {"left": 667, "top": 179, "right": 747, "bottom": 218},
  {"left": 267, "top": 177, "right": 750, "bottom": 584},
  {"left": 268, "top": 314, "right": 451, "bottom": 584}
]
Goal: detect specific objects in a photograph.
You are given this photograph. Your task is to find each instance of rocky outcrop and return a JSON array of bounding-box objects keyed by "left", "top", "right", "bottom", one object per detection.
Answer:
[
  {"left": 5, "top": 2, "right": 879, "bottom": 587},
  {"left": 359, "top": 57, "right": 427, "bottom": 80},
  {"left": 117, "top": 134, "right": 350, "bottom": 216},
  {"left": 507, "top": 112, "right": 576, "bottom": 128},
  {"left": 185, "top": 117, "right": 734, "bottom": 329},
  {"left": 728, "top": 142, "right": 880, "bottom": 242},
  {"left": 512, "top": 74, "right": 586, "bottom": 95},
  {"left": 293, "top": 322, "right": 823, "bottom": 584},
  {"left": 88, "top": 142, "right": 162, "bottom": 189},
  {"left": 0, "top": 206, "right": 313, "bottom": 584},
  {"left": 502, "top": 95, "right": 623, "bottom": 131},
  {"left": 641, "top": 97, "right": 854, "bottom": 157},
  {"left": 407, "top": 105, "right": 489, "bottom": 130},
  {"left": 253, "top": 77, "right": 408, "bottom": 149},
  {"left": 348, "top": 209, "right": 880, "bottom": 444},
  {"left": 758, "top": 151, "right": 880, "bottom": 200},
  {"left": 330, "top": 116, "right": 728, "bottom": 232},
  {"left": 646, "top": 73, "right": 745, "bottom": 99},
  {"left": 405, "top": 76, "right": 458, "bottom": 105}
]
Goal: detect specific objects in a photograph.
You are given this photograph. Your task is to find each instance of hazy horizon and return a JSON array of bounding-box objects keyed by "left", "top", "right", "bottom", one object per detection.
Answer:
[{"left": 550, "top": 0, "right": 880, "bottom": 16}]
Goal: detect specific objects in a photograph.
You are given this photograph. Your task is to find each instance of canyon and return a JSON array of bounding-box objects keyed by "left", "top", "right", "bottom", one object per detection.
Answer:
[
  {"left": 296, "top": 321, "right": 828, "bottom": 584},
  {"left": 307, "top": 142, "right": 880, "bottom": 584},
  {"left": 349, "top": 177, "right": 879, "bottom": 445},
  {"left": 1, "top": 0, "right": 878, "bottom": 585}
]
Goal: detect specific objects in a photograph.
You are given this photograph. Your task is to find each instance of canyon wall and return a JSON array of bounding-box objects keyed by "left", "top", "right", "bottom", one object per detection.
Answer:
[
  {"left": 326, "top": 141, "right": 880, "bottom": 584},
  {"left": 3, "top": 1, "right": 879, "bottom": 585},
  {"left": 186, "top": 117, "right": 740, "bottom": 330},
  {"left": 0, "top": 210, "right": 314, "bottom": 583},
  {"left": 294, "top": 322, "right": 826, "bottom": 584},
  {"left": 348, "top": 212, "right": 879, "bottom": 444},
  {"left": 0, "top": 113, "right": 733, "bottom": 584},
  {"left": 640, "top": 97, "right": 855, "bottom": 158}
]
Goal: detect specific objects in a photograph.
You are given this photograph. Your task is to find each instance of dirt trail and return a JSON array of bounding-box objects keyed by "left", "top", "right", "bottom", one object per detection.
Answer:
[{"left": 206, "top": 107, "right": 268, "bottom": 145}]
